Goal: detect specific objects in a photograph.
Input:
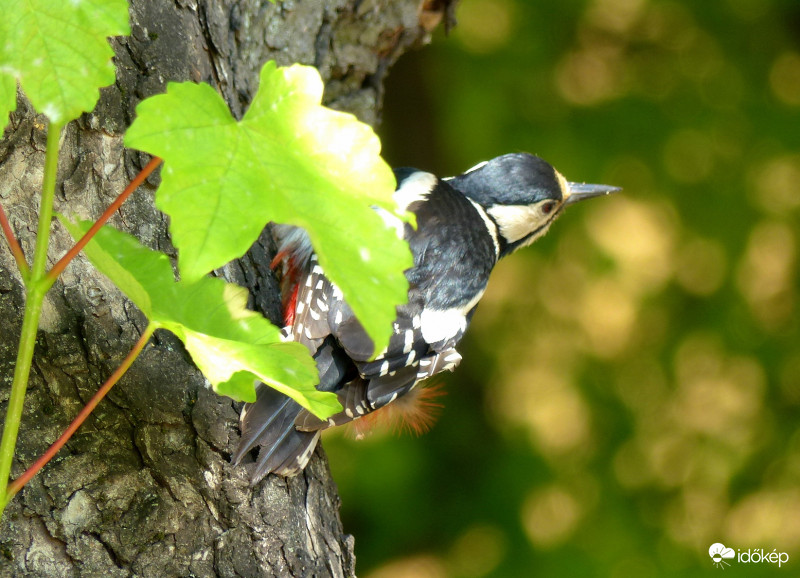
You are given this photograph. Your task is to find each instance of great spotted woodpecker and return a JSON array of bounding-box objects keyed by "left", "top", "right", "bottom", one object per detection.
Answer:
[{"left": 233, "top": 153, "right": 619, "bottom": 482}]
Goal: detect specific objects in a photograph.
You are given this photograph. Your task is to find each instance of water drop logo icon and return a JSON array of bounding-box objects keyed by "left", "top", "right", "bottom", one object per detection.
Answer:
[{"left": 709, "top": 543, "right": 736, "bottom": 569}]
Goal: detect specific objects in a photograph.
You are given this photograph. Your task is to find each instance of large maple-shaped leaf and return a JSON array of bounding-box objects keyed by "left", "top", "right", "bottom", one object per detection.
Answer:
[
  {"left": 0, "top": 0, "right": 129, "bottom": 127},
  {"left": 59, "top": 217, "right": 340, "bottom": 418},
  {"left": 124, "top": 60, "right": 413, "bottom": 357}
]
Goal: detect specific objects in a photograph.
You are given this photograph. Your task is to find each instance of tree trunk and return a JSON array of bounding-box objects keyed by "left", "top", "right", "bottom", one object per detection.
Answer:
[{"left": 0, "top": 1, "right": 445, "bottom": 576}]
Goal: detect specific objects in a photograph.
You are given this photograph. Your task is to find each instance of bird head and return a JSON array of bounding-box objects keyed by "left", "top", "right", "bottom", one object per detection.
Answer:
[{"left": 448, "top": 153, "right": 620, "bottom": 257}]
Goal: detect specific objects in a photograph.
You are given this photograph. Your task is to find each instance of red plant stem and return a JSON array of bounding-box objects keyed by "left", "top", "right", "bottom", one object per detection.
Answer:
[
  {"left": 0, "top": 201, "right": 30, "bottom": 277},
  {"left": 5, "top": 324, "right": 156, "bottom": 500},
  {"left": 47, "top": 156, "right": 162, "bottom": 282}
]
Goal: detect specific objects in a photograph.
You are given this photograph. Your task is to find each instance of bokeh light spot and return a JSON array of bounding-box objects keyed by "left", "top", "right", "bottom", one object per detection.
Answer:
[
  {"left": 367, "top": 554, "right": 447, "bottom": 578},
  {"left": 578, "top": 277, "right": 637, "bottom": 357},
  {"left": 453, "top": 0, "right": 516, "bottom": 54},
  {"left": 648, "top": 433, "right": 694, "bottom": 488},
  {"left": 665, "top": 489, "right": 726, "bottom": 548},
  {"left": 556, "top": 46, "right": 624, "bottom": 106},
  {"left": 750, "top": 154, "right": 800, "bottom": 214},
  {"left": 585, "top": 0, "right": 647, "bottom": 34},
  {"left": 673, "top": 334, "right": 766, "bottom": 443},
  {"left": 496, "top": 365, "right": 592, "bottom": 458},
  {"left": 448, "top": 524, "right": 507, "bottom": 577},
  {"left": 770, "top": 52, "right": 800, "bottom": 106},
  {"left": 586, "top": 197, "right": 677, "bottom": 294},
  {"left": 675, "top": 236, "right": 727, "bottom": 295},
  {"left": 640, "top": 1, "right": 697, "bottom": 51},
  {"left": 726, "top": 490, "right": 800, "bottom": 551},
  {"left": 522, "top": 485, "right": 583, "bottom": 548},
  {"left": 736, "top": 220, "right": 796, "bottom": 329}
]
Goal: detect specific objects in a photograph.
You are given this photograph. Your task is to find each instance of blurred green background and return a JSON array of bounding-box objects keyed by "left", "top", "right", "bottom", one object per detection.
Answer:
[{"left": 324, "top": 0, "right": 800, "bottom": 576}]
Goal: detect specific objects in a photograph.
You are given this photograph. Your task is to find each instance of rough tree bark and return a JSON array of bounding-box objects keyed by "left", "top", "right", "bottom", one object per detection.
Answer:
[{"left": 0, "top": 1, "right": 450, "bottom": 576}]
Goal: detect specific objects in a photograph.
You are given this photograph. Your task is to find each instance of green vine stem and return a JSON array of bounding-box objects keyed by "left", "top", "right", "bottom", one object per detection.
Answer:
[
  {"left": 0, "top": 142, "right": 161, "bottom": 518},
  {"left": 4, "top": 323, "right": 156, "bottom": 503},
  {"left": 0, "top": 120, "right": 63, "bottom": 513}
]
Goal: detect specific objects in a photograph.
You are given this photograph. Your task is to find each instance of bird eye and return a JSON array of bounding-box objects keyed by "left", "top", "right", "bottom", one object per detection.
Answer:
[{"left": 541, "top": 201, "right": 556, "bottom": 215}]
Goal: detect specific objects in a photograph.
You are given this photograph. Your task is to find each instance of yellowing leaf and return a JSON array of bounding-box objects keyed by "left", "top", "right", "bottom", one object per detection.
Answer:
[
  {"left": 59, "top": 217, "right": 340, "bottom": 417},
  {"left": 125, "top": 60, "right": 413, "bottom": 357}
]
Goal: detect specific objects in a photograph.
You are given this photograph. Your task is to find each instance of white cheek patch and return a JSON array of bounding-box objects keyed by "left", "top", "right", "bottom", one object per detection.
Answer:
[
  {"left": 487, "top": 202, "right": 551, "bottom": 244},
  {"left": 517, "top": 222, "right": 553, "bottom": 249}
]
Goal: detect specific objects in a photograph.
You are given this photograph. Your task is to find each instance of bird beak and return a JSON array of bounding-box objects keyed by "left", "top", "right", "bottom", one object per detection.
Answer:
[{"left": 564, "top": 182, "right": 621, "bottom": 205}]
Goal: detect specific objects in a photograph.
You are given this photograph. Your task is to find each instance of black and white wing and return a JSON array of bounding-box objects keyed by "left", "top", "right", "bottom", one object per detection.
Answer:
[{"left": 234, "top": 169, "right": 499, "bottom": 481}]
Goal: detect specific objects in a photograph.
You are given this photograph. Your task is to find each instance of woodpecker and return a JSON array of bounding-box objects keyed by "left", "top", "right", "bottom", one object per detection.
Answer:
[{"left": 233, "top": 153, "right": 619, "bottom": 482}]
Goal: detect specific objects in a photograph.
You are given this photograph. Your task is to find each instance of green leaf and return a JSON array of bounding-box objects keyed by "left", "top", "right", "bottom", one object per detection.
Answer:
[
  {"left": 0, "top": 0, "right": 130, "bottom": 126},
  {"left": 58, "top": 217, "right": 340, "bottom": 418},
  {"left": 125, "top": 60, "right": 413, "bottom": 357}
]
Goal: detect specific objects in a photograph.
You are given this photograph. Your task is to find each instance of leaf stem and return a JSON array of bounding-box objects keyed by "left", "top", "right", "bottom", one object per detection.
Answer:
[
  {"left": 0, "top": 120, "right": 63, "bottom": 516},
  {"left": 0, "top": 202, "right": 29, "bottom": 278},
  {"left": 0, "top": 287, "right": 51, "bottom": 510},
  {"left": 31, "top": 122, "right": 62, "bottom": 280},
  {"left": 5, "top": 323, "right": 156, "bottom": 502},
  {"left": 47, "top": 156, "right": 162, "bottom": 283}
]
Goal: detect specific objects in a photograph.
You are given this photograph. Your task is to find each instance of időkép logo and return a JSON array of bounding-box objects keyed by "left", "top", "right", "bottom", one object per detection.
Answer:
[{"left": 709, "top": 542, "right": 789, "bottom": 569}]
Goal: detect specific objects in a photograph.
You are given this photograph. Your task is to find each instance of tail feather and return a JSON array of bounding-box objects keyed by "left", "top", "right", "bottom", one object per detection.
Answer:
[
  {"left": 254, "top": 426, "right": 321, "bottom": 480},
  {"left": 233, "top": 384, "right": 321, "bottom": 481},
  {"left": 235, "top": 335, "right": 352, "bottom": 481},
  {"left": 234, "top": 390, "right": 292, "bottom": 463}
]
